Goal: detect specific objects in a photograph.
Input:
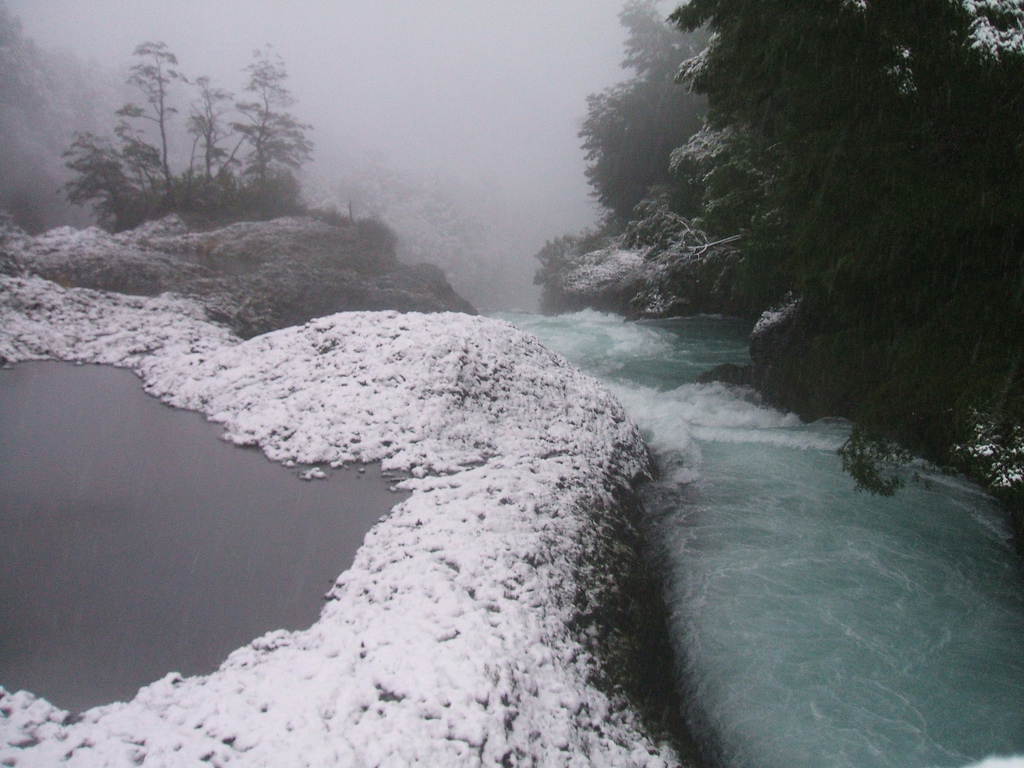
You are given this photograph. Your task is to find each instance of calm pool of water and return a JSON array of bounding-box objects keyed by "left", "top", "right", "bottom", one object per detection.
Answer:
[{"left": 0, "top": 361, "right": 406, "bottom": 713}]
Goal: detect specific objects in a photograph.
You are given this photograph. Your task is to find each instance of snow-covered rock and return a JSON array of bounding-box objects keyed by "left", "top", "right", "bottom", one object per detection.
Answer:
[
  {"left": 0, "top": 275, "right": 682, "bottom": 767},
  {"left": 6, "top": 215, "right": 476, "bottom": 338},
  {"left": 539, "top": 244, "right": 652, "bottom": 316},
  {"left": 750, "top": 294, "right": 801, "bottom": 341}
]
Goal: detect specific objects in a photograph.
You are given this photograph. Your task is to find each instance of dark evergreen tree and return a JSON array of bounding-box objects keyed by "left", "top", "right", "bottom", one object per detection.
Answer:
[
  {"left": 64, "top": 40, "right": 182, "bottom": 230},
  {"left": 63, "top": 121, "right": 164, "bottom": 231},
  {"left": 63, "top": 132, "right": 137, "bottom": 230},
  {"left": 670, "top": 0, "right": 1024, "bottom": 475},
  {"left": 579, "top": 0, "right": 706, "bottom": 226}
]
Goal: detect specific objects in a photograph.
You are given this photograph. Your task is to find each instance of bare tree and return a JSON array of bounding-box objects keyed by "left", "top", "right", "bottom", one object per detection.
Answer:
[
  {"left": 117, "top": 41, "right": 184, "bottom": 192},
  {"left": 187, "top": 75, "right": 234, "bottom": 180},
  {"left": 232, "top": 46, "right": 312, "bottom": 185}
]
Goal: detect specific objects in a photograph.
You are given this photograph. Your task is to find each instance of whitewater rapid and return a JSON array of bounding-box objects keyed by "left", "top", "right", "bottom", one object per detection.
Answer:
[{"left": 500, "top": 310, "right": 1024, "bottom": 768}]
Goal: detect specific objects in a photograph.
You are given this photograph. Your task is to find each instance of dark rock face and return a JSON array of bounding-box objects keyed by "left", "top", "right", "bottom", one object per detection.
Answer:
[
  {"left": 745, "top": 295, "right": 842, "bottom": 421},
  {"left": 749, "top": 296, "right": 802, "bottom": 400},
  {"left": 574, "top": 480, "right": 705, "bottom": 766},
  {"left": 695, "top": 362, "right": 754, "bottom": 387},
  {"left": 7, "top": 215, "right": 476, "bottom": 337},
  {"left": 748, "top": 295, "right": 879, "bottom": 424},
  {"left": 748, "top": 296, "right": 1024, "bottom": 554}
]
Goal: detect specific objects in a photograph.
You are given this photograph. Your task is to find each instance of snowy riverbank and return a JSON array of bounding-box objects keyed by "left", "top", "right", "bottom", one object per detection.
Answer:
[{"left": 0, "top": 275, "right": 679, "bottom": 767}]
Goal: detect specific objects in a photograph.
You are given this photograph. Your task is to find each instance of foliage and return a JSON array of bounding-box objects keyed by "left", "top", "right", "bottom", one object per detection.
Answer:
[
  {"left": 953, "top": 412, "right": 1024, "bottom": 490},
  {"left": 622, "top": 196, "right": 743, "bottom": 316},
  {"left": 64, "top": 131, "right": 159, "bottom": 230},
  {"left": 580, "top": 0, "right": 707, "bottom": 226},
  {"left": 621, "top": 195, "right": 701, "bottom": 251},
  {"left": 536, "top": 1, "right": 722, "bottom": 316},
  {"left": 669, "top": 0, "right": 1024, "bottom": 483},
  {"left": 534, "top": 195, "right": 743, "bottom": 317},
  {"left": 533, "top": 230, "right": 610, "bottom": 301},
  {"left": 0, "top": 1, "right": 104, "bottom": 232},
  {"left": 232, "top": 46, "right": 313, "bottom": 186},
  {"left": 187, "top": 75, "right": 234, "bottom": 180},
  {"left": 119, "top": 41, "right": 184, "bottom": 192},
  {"left": 838, "top": 428, "right": 913, "bottom": 496},
  {"left": 63, "top": 42, "right": 313, "bottom": 231}
]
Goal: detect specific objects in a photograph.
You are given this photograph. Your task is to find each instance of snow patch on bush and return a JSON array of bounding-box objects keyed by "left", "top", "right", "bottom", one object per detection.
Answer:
[
  {"left": 560, "top": 248, "right": 648, "bottom": 297},
  {"left": 536, "top": 199, "right": 741, "bottom": 319},
  {"left": 960, "top": 0, "right": 1024, "bottom": 58},
  {"left": 953, "top": 413, "right": 1024, "bottom": 492}
]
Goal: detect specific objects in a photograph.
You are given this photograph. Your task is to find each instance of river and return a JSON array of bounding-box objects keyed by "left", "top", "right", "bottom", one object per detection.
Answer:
[{"left": 499, "top": 310, "right": 1024, "bottom": 768}]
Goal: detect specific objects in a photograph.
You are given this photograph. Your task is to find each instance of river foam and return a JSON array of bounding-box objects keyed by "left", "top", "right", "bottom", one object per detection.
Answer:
[{"left": 501, "top": 310, "right": 1024, "bottom": 768}]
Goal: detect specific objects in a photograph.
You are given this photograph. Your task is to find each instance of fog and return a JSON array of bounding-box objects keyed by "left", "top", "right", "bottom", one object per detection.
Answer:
[{"left": 5, "top": 0, "right": 641, "bottom": 309}]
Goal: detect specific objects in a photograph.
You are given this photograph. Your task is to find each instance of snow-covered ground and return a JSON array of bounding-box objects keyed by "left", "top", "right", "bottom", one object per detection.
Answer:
[{"left": 0, "top": 275, "right": 677, "bottom": 767}]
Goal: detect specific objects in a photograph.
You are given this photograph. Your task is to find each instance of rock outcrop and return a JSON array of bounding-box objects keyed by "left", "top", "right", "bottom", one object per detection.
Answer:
[
  {"left": 1, "top": 214, "right": 476, "bottom": 338},
  {"left": 0, "top": 275, "right": 687, "bottom": 767},
  {"left": 534, "top": 200, "right": 744, "bottom": 320},
  {"left": 748, "top": 294, "right": 804, "bottom": 408}
]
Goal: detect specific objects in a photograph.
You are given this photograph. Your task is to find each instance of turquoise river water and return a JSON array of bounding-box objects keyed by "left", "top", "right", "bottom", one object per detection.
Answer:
[{"left": 500, "top": 310, "right": 1024, "bottom": 768}]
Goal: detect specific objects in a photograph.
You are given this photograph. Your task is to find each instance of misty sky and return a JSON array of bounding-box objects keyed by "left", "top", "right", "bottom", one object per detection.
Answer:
[{"left": 8, "top": 0, "right": 643, "bottom": 239}]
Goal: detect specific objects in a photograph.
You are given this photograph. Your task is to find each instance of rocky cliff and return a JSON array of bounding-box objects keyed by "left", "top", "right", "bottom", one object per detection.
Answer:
[{"left": 1, "top": 214, "right": 475, "bottom": 338}]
